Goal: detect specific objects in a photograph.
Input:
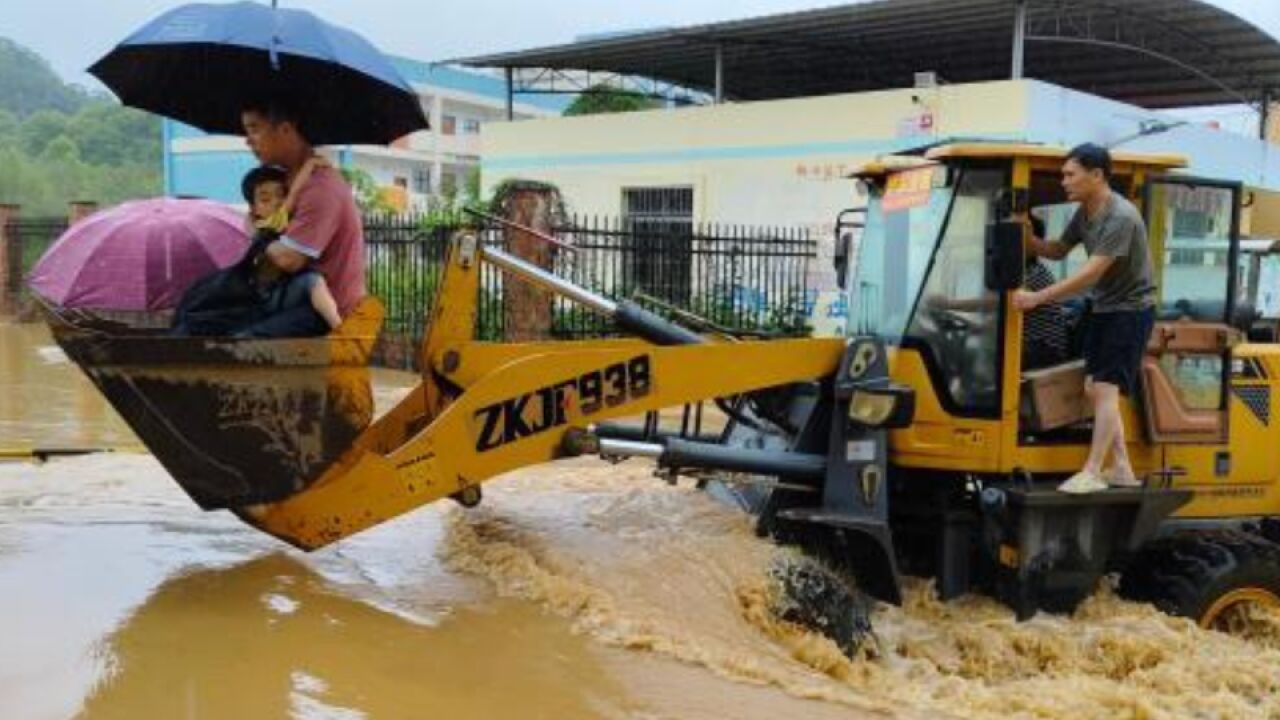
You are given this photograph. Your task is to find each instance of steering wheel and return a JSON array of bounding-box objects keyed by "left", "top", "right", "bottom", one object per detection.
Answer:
[{"left": 925, "top": 305, "right": 978, "bottom": 333}]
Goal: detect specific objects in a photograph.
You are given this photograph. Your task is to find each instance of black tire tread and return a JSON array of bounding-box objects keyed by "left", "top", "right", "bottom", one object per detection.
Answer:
[{"left": 1118, "top": 529, "right": 1280, "bottom": 623}]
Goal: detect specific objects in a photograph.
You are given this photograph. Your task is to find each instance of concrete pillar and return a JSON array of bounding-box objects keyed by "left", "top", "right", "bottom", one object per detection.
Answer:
[
  {"left": 432, "top": 95, "right": 444, "bottom": 145},
  {"left": 499, "top": 182, "right": 559, "bottom": 341},
  {"left": 68, "top": 200, "right": 98, "bottom": 226},
  {"left": 714, "top": 44, "right": 724, "bottom": 104},
  {"left": 431, "top": 94, "right": 446, "bottom": 199},
  {"left": 161, "top": 118, "right": 174, "bottom": 196},
  {"left": 1011, "top": 0, "right": 1027, "bottom": 79},
  {"left": 0, "top": 204, "right": 19, "bottom": 317},
  {"left": 1265, "top": 101, "right": 1280, "bottom": 145},
  {"left": 505, "top": 67, "right": 514, "bottom": 121}
]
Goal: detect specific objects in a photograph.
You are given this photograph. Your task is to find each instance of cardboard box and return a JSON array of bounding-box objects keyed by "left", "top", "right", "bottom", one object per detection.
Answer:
[{"left": 1020, "top": 360, "right": 1093, "bottom": 431}]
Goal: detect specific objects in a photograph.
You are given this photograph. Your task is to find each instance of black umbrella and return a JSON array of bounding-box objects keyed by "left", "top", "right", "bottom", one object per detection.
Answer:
[{"left": 89, "top": 1, "right": 429, "bottom": 146}]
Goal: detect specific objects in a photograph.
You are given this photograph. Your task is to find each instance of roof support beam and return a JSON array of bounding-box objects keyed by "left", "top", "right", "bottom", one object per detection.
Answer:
[
  {"left": 1024, "top": 2, "right": 1260, "bottom": 104},
  {"left": 505, "top": 67, "right": 514, "bottom": 121},
  {"left": 503, "top": 66, "right": 710, "bottom": 104},
  {"left": 1011, "top": 0, "right": 1027, "bottom": 79},
  {"left": 1025, "top": 34, "right": 1253, "bottom": 106},
  {"left": 714, "top": 44, "right": 724, "bottom": 104},
  {"left": 1263, "top": 88, "right": 1273, "bottom": 142}
]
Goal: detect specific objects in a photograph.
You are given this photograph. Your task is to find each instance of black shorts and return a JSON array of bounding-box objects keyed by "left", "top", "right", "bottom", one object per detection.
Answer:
[{"left": 1083, "top": 307, "right": 1155, "bottom": 395}]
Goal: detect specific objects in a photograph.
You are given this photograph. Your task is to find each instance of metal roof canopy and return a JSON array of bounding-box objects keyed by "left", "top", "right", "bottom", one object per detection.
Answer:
[{"left": 456, "top": 0, "right": 1280, "bottom": 120}]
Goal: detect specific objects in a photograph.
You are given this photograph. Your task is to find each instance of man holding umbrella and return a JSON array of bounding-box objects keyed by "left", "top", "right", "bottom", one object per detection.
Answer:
[
  {"left": 89, "top": 2, "right": 431, "bottom": 336},
  {"left": 235, "top": 97, "right": 365, "bottom": 337}
]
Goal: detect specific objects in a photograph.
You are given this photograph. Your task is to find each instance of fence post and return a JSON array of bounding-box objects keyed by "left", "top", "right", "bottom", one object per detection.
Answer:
[
  {"left": 500, "top": 182, "right": 558, "bottom": 341},
  {"left": 68, "top": 200, "right": 99, "bottom": 226},
  {"left": 0, "top": 204, "right": 19, "bottom": 318}
]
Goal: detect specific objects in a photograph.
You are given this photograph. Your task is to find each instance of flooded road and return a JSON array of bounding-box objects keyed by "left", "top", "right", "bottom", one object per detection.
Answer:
[
  {"left": 0, "top": 323, "right": 135, "bottom": 453},
  {"left": 2, "top": 321, "right": 1280, "bottom": 719}
]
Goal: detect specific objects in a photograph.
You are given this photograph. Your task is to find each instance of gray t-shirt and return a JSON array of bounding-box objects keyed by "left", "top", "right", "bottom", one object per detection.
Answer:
[{"left": 1059, "top": 193, "right": 1156, "bottom": 312}]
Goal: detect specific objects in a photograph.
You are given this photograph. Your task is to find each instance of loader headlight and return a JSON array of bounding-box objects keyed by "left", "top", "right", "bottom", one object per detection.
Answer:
[{"left": 848, "top": 385, "right": 915, "bottom": 429}]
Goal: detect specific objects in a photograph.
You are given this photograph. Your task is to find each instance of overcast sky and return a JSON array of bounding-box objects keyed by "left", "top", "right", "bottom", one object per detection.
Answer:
[{"left": 3, "top": 0, "right": 1279, "bottom": 131}]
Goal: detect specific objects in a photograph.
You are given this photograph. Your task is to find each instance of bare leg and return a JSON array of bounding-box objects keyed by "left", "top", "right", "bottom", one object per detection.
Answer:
[
  {"left": 1105, "top": 399, "right": 1142, "bottom": 486},
  {"left": 1059, "top": 377, "right": 1111, "bottom": 493},
  {"left": 1084, "top": 381, "right": 1122, "bottom": 475},
  {"left": 1110, "top": 419, "right": 1135, "bottom": 473},
  {"left": 310, "top": 276, "right": 342, "bottom": 330}
]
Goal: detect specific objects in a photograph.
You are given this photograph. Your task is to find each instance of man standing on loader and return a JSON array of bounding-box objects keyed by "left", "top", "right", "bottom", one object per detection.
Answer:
[{"left": 1014, "top": 143, "right": 1157, "bottom": 494}]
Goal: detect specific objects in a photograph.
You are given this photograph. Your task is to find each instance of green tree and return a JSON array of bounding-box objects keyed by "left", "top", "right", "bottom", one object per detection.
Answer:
[
  {"left": 340, "top": 167, "right": 396, "bottom": 214},
  {"left": 69, "top": 101, "right": 160, "bottom": 166},
  {"left": 464, "top": 166, "right": 482, "bottom": 206},
  {"left": 0, "top": 146, "right": 35, "bottom": 205},
  {"left": 0, "top": 109, "right": 18, "bottom": 146},
  {"left": 39, "top": 134, "right": 80, "bottom": 163},
  {"left": 0, "top": 38, "right": 161, "bottom": 214},
  {"left": 563, "top": 85, "right": 661, "bottom": 116},
  {"left": 19, "top": 109, "right": 70, "bottom": 156}
]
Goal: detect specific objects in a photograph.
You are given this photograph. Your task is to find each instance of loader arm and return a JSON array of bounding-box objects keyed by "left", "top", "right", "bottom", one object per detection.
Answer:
[
  {"left": 242, "top": 339, "right": 843, "bottom": 549},
  {"left": 240, "top": 233, "right": 845, "bottom": 549}
]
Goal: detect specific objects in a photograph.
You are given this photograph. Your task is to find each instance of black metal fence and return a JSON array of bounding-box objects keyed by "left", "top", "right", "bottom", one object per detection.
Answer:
[
  {"left": 365, "top": 213, "right": 816, "bottom": 368},
  {"left": 543, "top": 216, "right": 815, "bottom": 338},
  {"left": 363, "top": 213, "right": 451, "bottom": 351},
  {"left": 4, "top": 213, "right": 816, "bottom": 370},
  {"left": 2, "top": 217, "right": 67, "bottom": 312}
]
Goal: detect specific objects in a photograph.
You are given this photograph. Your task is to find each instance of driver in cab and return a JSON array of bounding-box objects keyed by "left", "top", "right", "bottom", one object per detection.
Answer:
[{"left": 924, "top": 213, "right": 1069, "bottom": 372}]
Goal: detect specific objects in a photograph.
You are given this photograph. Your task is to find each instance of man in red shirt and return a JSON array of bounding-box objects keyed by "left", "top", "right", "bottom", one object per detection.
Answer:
[{"left": 235, "top": 99, "right": 366, "bottom": 337}]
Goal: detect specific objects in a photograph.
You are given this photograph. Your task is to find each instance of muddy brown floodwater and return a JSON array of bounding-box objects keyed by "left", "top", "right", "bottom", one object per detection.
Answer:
[
  {"left": 2, "top": 321, "right": 1279, "bottom": 719},
  {"left": 0, "top": 322, "right": 136, "bottom": 453}
]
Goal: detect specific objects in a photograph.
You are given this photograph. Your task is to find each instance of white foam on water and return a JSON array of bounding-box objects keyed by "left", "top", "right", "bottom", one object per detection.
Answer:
[
  {"left": 289, "top": 671, "right": 366, "bottom": 720},
  {"left": 441, "top": 458, "right": 1280, "bottom": 720},
  {"left": 264, "top": 593, "right": 301, "bottom": 615},
  {"left": 35, "top": 345, "right": 69, "bottom": 365}
]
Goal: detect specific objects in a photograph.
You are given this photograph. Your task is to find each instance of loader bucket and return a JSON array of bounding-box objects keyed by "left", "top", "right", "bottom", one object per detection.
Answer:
[{"left": 39, "top": 297, "right": 385, "bottom": 509}]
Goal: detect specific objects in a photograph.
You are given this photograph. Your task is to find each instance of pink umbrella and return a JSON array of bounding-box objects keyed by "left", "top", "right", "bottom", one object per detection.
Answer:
[{"left": 28, "top": 197, "right": 249, "bottom": 311}]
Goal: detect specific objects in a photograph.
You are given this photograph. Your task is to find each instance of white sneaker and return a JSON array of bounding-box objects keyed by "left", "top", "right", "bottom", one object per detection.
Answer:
[
  {"left": 1103, "top": 468, "right": 1143, "bottom": 489},
  {"left": 1058, "top": 470, "right": 1107, "bottom": 494}
]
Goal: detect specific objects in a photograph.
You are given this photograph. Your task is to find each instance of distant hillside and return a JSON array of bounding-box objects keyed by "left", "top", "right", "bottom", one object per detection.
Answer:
[
  {"left": 0, "top": 37, "right": 91, "bottom": 117},
  {"left": 0, "top": 37, "right": 161, "bottom": 215}
]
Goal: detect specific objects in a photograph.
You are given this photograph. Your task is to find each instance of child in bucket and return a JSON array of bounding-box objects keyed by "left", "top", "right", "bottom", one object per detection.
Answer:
[
  {"left": 170, "top": 157, "right": 342, "bottom": 336},
  {"left": 242, "top": 158, "right": 343, "bottom": 331}
]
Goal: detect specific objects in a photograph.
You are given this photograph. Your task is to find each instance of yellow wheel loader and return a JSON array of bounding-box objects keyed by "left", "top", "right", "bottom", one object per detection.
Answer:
[{"left": 40, "top": 142, "right": 1280, "bottom": 653}]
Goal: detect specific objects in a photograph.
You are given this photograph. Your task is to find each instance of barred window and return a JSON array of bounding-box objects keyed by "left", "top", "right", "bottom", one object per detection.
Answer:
[
  {"left": 621, "top": 187, "right": 694, "bottom": 305},
  {"left": 412, "top": 167, "right": 430, "bottom": 193}
]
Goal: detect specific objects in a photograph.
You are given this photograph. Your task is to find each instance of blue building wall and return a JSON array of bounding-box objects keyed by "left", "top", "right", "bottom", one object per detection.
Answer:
[
  {"left": 169, "top": 121, "right": 216, "bottom": 140},
  {"left": 169, "top": 151, "right": 261, "bottom": 203}
]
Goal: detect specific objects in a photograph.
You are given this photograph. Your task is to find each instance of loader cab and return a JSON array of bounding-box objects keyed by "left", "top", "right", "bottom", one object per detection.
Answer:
[
  {"left": 845, "top": 158, "right": 1009, "bottom": 418},
  {"left": 843, "top": 144, "right": 1244, "bottom": 473}
]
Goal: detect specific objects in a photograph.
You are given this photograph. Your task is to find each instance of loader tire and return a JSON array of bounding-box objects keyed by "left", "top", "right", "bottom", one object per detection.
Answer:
[
  {"left": 1118, "top": 529, "right": 1280, "bottom": 635},
  {"left": 769, "top": 552, "right": 873, "bottom": 657}
]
